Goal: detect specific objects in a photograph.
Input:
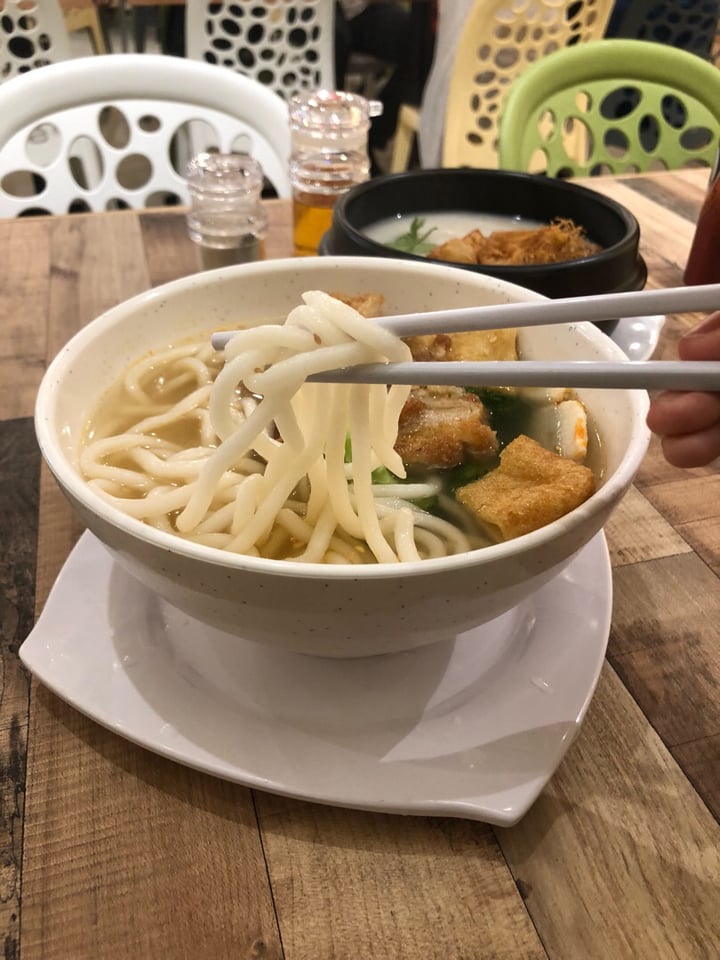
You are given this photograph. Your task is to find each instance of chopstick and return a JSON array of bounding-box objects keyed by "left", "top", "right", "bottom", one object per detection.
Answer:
[
  {"left": 210, "top": 283, "right": 720, "bottom": 350},
  {"left": 307, "top": 360, "right": 720, "bottom": 390}
]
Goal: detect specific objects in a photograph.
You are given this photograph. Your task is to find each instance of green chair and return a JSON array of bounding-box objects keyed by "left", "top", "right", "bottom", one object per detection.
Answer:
[{"left": 498, "top": 38, "right": 720, "bottom": 176}]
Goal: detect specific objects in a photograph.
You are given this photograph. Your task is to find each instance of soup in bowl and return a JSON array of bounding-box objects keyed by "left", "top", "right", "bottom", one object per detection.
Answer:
[
  {"left": 320, "top": 169, "right": 646, "bottom": 303},
  {"left": 35, "top": 257, "right": 650, "bottom": 657}
]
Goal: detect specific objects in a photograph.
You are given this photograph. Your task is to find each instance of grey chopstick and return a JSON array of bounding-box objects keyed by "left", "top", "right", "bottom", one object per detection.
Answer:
[
  {"left": 308, "top": 360, "right": 720, "bottom": 391},
  {"left": 210, "top": 283, "right": 720, "bottom": 350}
]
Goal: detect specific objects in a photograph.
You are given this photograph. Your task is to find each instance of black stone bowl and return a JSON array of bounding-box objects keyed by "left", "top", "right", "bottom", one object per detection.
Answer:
[{"left": 320, "top": 169, "right": 646, "bottom": 324}]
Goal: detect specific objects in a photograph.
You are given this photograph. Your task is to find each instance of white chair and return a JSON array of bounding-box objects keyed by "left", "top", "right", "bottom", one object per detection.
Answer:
[
  {"left": 0, "top": 54, "right": 291, "bottom": 217},
  {"left": 185, "top": 0, "right": 335, "bottom": 101},
  {"left": 1, "top": 0, "right": 72, "bottom": 82}
]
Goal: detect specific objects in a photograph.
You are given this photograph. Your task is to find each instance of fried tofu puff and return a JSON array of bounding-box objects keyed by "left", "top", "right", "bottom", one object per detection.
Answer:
[
  {"left": 427, "top": 236, "right": 479, "bottom": 264},
  {"left": 330, "top": 291, "right": 385, "bottom": 318},
  {"left": 404, "top": 328, "right": 518, "bottom": 363},
  {"left": 456, "top": 434, "right": 595, "bottom": 541}
]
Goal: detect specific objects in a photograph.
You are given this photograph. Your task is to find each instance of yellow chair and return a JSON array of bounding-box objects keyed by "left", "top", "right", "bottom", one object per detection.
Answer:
[
  {"left": 61, "top": 0, "right": 108, "bottom": 55},
  {"left": 389, "top": 103, "right": 419, "bottom": 173},
  {"left": 442, "top": 0, "right": 614, "bottom": 170}
]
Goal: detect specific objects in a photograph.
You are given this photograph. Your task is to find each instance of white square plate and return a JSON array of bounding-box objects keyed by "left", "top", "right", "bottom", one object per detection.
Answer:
[{"left": 21, "top": 531, "right": 611, "bottom": 825}]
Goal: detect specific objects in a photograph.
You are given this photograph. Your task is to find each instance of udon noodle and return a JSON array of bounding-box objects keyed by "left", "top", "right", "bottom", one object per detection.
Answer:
[{"left": 81, "top": 291, "right": 477, "bottom": 564}]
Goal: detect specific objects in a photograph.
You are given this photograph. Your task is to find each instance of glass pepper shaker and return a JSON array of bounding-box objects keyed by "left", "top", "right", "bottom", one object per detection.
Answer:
[
  {"left": 289, "top": 89, "right": 382, "bottom": 256},
  {"left": 684, "top": 145, "right": 720, "bottom": 286},
  {"left": 186, "top": 152, "right": 268, "bottom": 270}
]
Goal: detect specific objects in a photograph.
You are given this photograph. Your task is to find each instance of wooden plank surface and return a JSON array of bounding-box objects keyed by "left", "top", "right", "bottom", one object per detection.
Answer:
[
  {"left": 2, "top": 168, "right": 719, "bottom": 959},
  {"left": 22, "top": 689, "right": 283, "bottom": 960},
  {"left": 499, "top": 665, "right": 720, "bottom": 960},
  {"left": 494, "top": 159, "right": 720, "bottom": 951},
  {"left": 0, "top": 419, "right": 39, "bottom": 958},
  {"left": 255, "top": 798, "right": 547, "bottom": 960},
  {"left": 0, "top": 220, "right": 51, "bottom": 421}
]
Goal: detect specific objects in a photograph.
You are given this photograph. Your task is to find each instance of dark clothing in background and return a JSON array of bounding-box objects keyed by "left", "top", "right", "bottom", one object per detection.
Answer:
[
  {"left": 604, "top": 0, "right": 720, "bottom": 59},
  {"left": 163, "top": 4, "right": 186, "bottom": 57},
  {"left": 335, "top": 1, "right": 435, "bottom": 152}
]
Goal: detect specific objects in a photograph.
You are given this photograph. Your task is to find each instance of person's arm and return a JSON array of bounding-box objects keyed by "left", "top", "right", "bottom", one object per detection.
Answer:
[{"left": 646, "top": 311, "right": 720, "bottom": 467}]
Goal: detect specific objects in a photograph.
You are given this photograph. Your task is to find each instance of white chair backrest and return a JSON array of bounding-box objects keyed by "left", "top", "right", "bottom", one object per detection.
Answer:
[
  {"left": 0, "top": 54, "right": 292, "bottom": 216},
  {"left": 1, "top": 0, "right": 72, "bottom": 83},
  {"left": 185, "top": 0, "right": 335, "bottom": 101}
]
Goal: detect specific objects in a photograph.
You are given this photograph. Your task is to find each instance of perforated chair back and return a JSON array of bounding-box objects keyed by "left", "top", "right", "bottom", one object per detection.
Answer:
[
  {"left": 1, "top": 0, "right": 72, "bottom": 82},
  {"left": 0, "top": 54, "right": 292, "bottom": 217},
  {"left": 497, "top": 39, "right": 720, "bottom": 177},
  {"left": 185, "top": 0, "right": 335, "bottom": 101},
  {"left": 442, "top": 0, "right": 614, "bottom": 169},
  {"left": 605, "top": 0, "right": 720, "bottom": 61}
]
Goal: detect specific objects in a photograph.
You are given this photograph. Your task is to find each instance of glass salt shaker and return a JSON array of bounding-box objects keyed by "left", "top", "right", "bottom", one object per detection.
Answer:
[
  {"left": 289, "top": 89, "right": 382, "bottom": 256},
  {"left": 186, "top": 152, "right": 268, "bottom": 270},
  {"left": 684, "top": 144, "right": 720, "bottom": 285}
]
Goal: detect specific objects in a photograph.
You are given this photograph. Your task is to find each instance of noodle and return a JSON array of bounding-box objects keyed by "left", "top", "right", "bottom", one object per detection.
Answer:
[{"left": 82, "top": 290, "right": 476, "bottom": 563}]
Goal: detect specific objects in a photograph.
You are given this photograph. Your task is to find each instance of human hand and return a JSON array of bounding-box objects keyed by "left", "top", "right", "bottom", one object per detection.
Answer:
[{"left": 646, "top": 311, "right": 720, "bottom": 468}]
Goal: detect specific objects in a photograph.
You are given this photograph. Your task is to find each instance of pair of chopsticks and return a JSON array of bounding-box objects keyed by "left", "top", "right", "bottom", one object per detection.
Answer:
[{"left": 211, "top": 283, "right": 720, "bottom": 390}]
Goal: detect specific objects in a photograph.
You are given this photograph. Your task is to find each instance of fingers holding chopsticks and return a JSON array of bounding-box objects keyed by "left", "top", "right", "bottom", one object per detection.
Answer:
[
  {"left": 647, "top": 310, "right": 720, "bottom": 467},
  {"left": 676, "top": 310, "right": 720, "bottom": 360}
]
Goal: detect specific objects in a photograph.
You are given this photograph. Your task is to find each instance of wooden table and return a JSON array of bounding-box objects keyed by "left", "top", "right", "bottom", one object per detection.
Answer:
[{"left": 2, "top": 170, "right": 719, "bottom": 959}]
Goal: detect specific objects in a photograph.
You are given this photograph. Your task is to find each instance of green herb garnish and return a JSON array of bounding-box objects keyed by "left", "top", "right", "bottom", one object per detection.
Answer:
[
  {"left": 386, "top": 217, "right": 437, "bottom": 256},
  {"left": 371, "top": 465, "right": 398, "bottom": 484}
]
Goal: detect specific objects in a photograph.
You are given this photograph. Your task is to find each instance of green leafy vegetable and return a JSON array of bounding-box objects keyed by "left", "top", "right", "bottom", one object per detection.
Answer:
[
  {"left": 445, "top": 461, "right": 494, "bottom": 493},
  {"left": 467, "top": 388, "right": 532, "bottom": 448},
  {"left": 412, "top": 495, "right": 438, "bottom": 512},
  {"left": 371, "top": 466, "right": 398, "bottom": 484},
  {"left": 386, "top": 217, "right": 437, "bottom": 256},
  {"left": 370, "top": 465, "right": 437, "bottom": 511}
]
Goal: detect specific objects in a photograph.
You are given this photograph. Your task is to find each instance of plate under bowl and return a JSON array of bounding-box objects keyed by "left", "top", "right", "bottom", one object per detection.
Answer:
[{"left": 21, "top": 529, "right": 612, "bottom": 826}]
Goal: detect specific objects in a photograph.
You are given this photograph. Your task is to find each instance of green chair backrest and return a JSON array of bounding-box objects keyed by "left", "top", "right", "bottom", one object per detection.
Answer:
[{"left": 498, "top": 38, "right": 720, "bottom": 176}]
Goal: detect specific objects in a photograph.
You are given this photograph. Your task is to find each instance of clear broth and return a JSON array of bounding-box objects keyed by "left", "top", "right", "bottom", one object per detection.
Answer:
[{"left": 365, "top": 211, "right": 546, "bottom": 250}]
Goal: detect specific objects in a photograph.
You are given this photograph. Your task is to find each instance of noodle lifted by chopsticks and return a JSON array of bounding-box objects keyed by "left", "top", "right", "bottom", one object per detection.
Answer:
[{"left": 81, "top": 291, "right": 475, "bottom": 563}]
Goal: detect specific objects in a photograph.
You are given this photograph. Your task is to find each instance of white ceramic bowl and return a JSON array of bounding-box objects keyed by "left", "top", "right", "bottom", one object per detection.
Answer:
[{"left": 35, "top": 256, "right": 650, "bottom": 658}]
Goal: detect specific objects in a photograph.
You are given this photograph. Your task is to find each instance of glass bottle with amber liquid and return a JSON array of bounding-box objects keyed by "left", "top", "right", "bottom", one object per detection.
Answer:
[
  {"left": 289, "top": 89, "right": 381, "bottom": 256},
  {"left": 685, "top": 146, "right": 720, "bottom": 285}
]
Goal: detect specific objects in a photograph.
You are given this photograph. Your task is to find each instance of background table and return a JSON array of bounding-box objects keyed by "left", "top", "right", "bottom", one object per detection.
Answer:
[{"left": 1, "top": 170, "right": 719, "bottom": 958}]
